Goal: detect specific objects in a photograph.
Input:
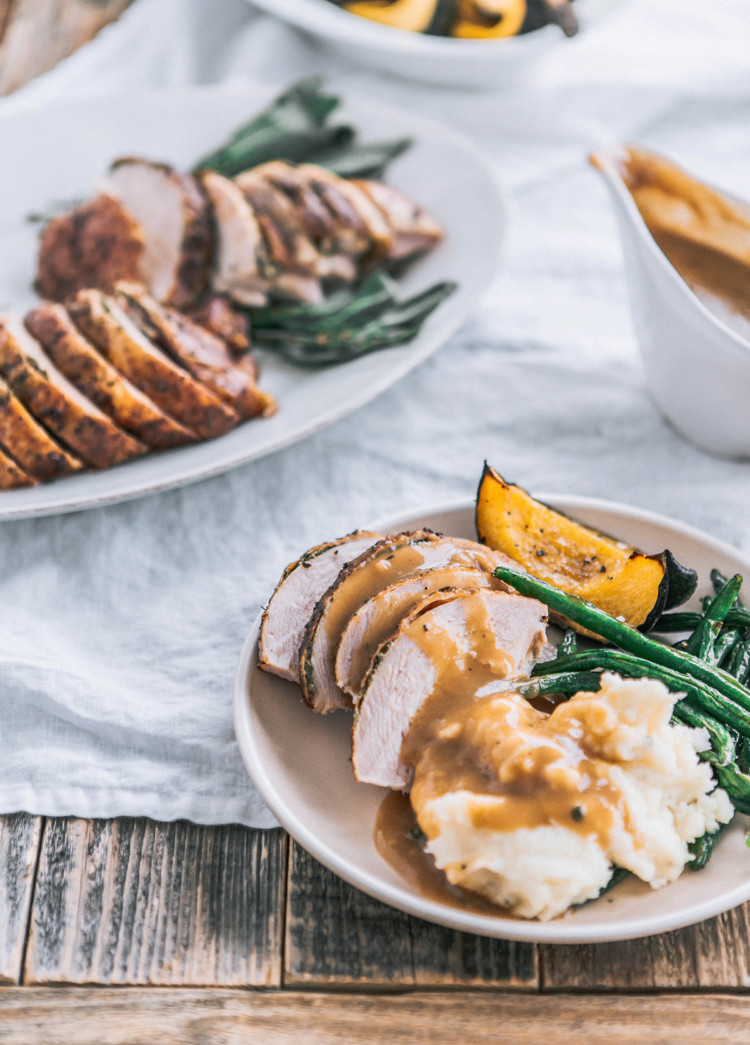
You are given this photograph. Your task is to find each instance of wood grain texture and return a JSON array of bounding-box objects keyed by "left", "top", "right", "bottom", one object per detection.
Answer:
[
  {"left": 24, "top": 818, "right": 286, "bottom": 986},
  {"left": 2, "top": 988, "right": 750, "bottom": 1044},
  {"left": 0, "top": 0, "right": 134, "bottom": 95},
  {"left": 284, "top": 841, "right": 537, "bottom": 988},
  {"left": 541, "top": 904, "right": 750, "bottom": 991},
  {"left": 0, "top": 813, "right": 42, "bottom": 985}
]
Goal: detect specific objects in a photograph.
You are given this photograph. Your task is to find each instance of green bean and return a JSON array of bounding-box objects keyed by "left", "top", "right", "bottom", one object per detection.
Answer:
[
  {"left": 711, "top": 569, "right": 744, "bottom": 606},
  {"left": 494, "top": 567, "right": 750, "bottom": 715},
  {"left": 685, "top": 576, "right": 743, "bottom": 661},
  {"left": 652, "top": 608, "right": 750, "bottom": 632},
  {"left": 737, "top": 736, "right": 750, "bottom": 775},
  {"left": 520, "top": 663, "right": 736, "bottom": 768},
  {"left": 726, "top": 630, "right": 750, "bottom": 682},
  {"left": 712, "top": 628, "right": 742, "bottom": 669},
  {"left": 532, "top": 648, "right": 750, "bottom": 738},
  {"left": 558, "top": 629, "right": 578, "bottom": 657},
  {"left": 592, "top": 867, "right": 630, "bottom": 902},
  {"left": 673, "top": 703, "right": 738, "bottom": 768},
  {"left": 527, "top": 657, "right": 739, "bottom": 765},
  {"left": 516, "top": 671, "right": 602, "bottom": 702},
  {"left": 716, "top": 764, "right": 750, "bottom": 815},
  {"left": 687, "top": 824, "right": 728, "bottom": 870}
]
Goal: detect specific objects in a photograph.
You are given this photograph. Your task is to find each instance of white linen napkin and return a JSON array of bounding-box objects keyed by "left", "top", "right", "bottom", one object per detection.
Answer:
[{"left": 1, "top": 0, "right": 749, "bottom": 828}]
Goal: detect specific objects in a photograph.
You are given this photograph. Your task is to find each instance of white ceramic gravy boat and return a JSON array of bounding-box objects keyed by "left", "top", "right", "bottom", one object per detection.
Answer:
[{"left": 592, "top": 148, "right": 750, "bottom": 459}]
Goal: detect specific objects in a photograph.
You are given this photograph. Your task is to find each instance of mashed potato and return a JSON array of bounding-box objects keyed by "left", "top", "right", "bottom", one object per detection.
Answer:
[{"left": 410, "top": 672, "right": 734, "bottom": 921}]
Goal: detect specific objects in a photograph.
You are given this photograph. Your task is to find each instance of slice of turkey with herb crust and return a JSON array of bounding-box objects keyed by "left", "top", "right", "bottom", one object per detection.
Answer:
[
  {"left": 25, "top": 304, "right": 196, "bottom": 450},
  {"left": 67, "top": 290, "right": 238, "bottom": 440},
  {"left": 295, "top": 165, "right": 393, "bottom": 269},
  {"left": 0, "top": 445, "right": 35, "bottom": 488},
  {"left": 259, "top": 530, "right": 381, "bottom": 682},
  {"left": 35, "top": 194, "right": 144, "bottom": 303},
  {"left": 353, "top": 180, "right": 443, "bottom": 264},
  {"left": 335, "top": 564, "right": 505, "bottom": 700},
  {"left": 104, "top": 159, "right": 213, "bottom": 309},
  {"left": 197, "top": 170, "right": 270, "bottom": 308},
  {"left": 299, "top": 531, "right": 516, "bottom": 714},
  {"left": 0, "top": 371, "right": 82, "bottom": 480},
  {"left": 250, "top": 163, "right": 358, "bottom": 283},
  {"left": 0, "top": 316, "right": 146, "bottom": 469},
  {"left": 352, "top": 588, "right": 549, "bottom": 790},
  {"left": 233, "top": 170, "right": 324, "bottom": 303},
  {"left": 190, "top": 294, "right": 251, "bottom": 356},
  {"left": 115, "top": 282, "right": 275, "bottom": 420}
]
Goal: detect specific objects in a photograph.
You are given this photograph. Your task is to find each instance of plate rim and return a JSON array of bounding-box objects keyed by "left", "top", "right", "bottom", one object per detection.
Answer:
[
  {"left": 0, "top": 84, "right": 511, "bottom": 520},
  {"left": 234, "top": 494, "right": 750, "bottom": 944}
]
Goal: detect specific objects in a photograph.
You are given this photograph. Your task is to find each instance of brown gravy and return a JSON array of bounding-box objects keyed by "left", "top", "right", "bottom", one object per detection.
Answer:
[
  {"left": 374, "top": 790, "right": 509, "bottom": 916},
  {"left": 610, "top": 146, "right": 750, "bottom": 338},
  {"left": 372, "top": 589, "right": 634, "bottom": 914}
]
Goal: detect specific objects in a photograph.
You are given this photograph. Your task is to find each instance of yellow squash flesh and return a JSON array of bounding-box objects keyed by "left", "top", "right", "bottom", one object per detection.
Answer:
[
  {"left": 345, "top": 0, "right": 440, "bottom": 32},
  {"left": 475, "top": 464, "right": 668, "bottom": 629},
  {"left": 452, "top": 0, "right": 526, "bottom": 38}
]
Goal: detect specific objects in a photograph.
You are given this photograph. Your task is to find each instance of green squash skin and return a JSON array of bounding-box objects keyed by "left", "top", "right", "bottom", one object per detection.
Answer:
[
  {"left": 663, "top": 549, "right": 700, "bottom": 610},
  {"left": 641, "top": 553, "right": 670, "bottom": 633},
  {"left": 423, "top": 0, "right": 456, "bottom": 35}
]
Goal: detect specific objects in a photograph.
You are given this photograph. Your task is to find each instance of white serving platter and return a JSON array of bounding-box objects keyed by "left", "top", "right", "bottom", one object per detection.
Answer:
[
  {"left": 0, "top": 85, "right": 509, "bottom": 520},
  {"left": 234, "top": 496, "right": 750, "bottom": 944}
]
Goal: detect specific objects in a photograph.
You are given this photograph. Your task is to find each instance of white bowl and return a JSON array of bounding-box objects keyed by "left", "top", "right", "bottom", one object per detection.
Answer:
[
  {"left": 246, "top": 0, "right": 622, "bottom": 89},
  {"left": 593, "top": 149, "right": 750, "bottom": 460}
]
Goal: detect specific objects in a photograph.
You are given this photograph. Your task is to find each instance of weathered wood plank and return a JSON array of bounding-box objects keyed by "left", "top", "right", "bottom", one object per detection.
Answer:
[
  {"left": 0, "top": 0, "right": 134, "bottom": 95},
  {"left": 0, "top": 813, "right": 42, "bottom": 985},
  {"left": 25, "top": 818, "right": 286, "bottom": 986},
  {"left": 2, "top": 988, "right": 750, "bottom": 1044},
  {"left": 541, "top": 905, "right": 750, "bottom": 990},
  {"left": 284, "top": 841, "right": 537, "bottom": 988}
]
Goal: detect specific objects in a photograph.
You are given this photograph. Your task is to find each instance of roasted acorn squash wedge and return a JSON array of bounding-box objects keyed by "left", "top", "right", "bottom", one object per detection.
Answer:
[{"left": 475, "top": 463, "right": 697, "bottom": 634}]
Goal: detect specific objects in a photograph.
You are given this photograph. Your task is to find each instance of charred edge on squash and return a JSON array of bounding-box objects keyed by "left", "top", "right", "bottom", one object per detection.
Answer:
[{"left": 475, "top": 462, "right": 697, "bottom": 634}]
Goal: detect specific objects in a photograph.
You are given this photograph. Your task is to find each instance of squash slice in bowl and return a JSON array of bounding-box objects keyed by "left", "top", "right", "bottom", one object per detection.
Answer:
[{"left": 475, "top": 463, "right": 697, "bottom": 632}]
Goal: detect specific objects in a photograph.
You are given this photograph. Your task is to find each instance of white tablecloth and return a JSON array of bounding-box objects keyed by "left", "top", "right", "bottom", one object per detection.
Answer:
[{"left": 1, "top": 0, "right": 749, "bottom": 828}]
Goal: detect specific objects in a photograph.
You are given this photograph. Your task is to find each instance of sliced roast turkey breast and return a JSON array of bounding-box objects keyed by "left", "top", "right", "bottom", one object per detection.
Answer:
[
  {"left": 115, "top": 283, "right": 275, "bottom": 420},
  {"left": 0, "top": 445, "right": 35, "bottom": 488},
  {"left": 259, "top": 530, "right": 381, "bottom": 682},
  {"left": 189, "top": 294, "right": 251, "bottom": 356},
  {"left": 0, "top": 316, "right": 146, "bottom": 470},
  {"left": 335, "top": 564, "right": 503, "bottom": 700},
  {"left": 0, "top": 372, "right": 82, "bottom": 480},
  {"left": 295, "top": 165, "right": 393, "bottom": 267},
  {"left": 104, "top": 159, "right": 213, "bottom": 309},
  {"left": 352, "top": 180, "right": 443, "bottom": 264},
  {"left": 35, "top": 194, "right": 144, "bottom": 303},
  {"left": 67, "top": 290, "right": 238, "bottom": 440},
  {"left": 25, "top": 303, "right": 195, "bottom": 450},
  {"left": 251, "top": 162, "right": 358, "bottom": 283},
  {"left": 299, "top": 530, "right": 514, "bottom": 714},
  {"left": 197, "top": 170, "right": 270, "bottom": 308},
  {"left": 352, "top": 588, "right": 549, "bottom": 790},
  {"left": 233, "top": 170, "right": 325, "bottom": 302}
]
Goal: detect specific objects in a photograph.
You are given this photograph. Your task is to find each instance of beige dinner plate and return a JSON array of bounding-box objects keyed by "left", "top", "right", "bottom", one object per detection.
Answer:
[{"left": 234, "top": 496, "right": 750, "bottom": 943}]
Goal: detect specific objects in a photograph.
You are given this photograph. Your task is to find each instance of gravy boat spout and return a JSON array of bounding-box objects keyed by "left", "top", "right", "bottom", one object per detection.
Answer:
[{"left": 591, "top": 147, "right": 750, "bottom": 459}]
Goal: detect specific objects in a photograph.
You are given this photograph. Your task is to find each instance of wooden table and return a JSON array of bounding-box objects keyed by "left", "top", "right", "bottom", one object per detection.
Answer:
[
  {"left": 0, "top": 812, "right": 749, "bottom": 1042},
  {"left": 1, "top": 2, "right": 749, "bottom": 1042}
]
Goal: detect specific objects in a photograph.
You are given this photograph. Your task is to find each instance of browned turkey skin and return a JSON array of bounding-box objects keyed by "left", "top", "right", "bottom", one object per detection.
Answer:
[{"left": 7, "top": 156, "right": 439, "bottom": 489}]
